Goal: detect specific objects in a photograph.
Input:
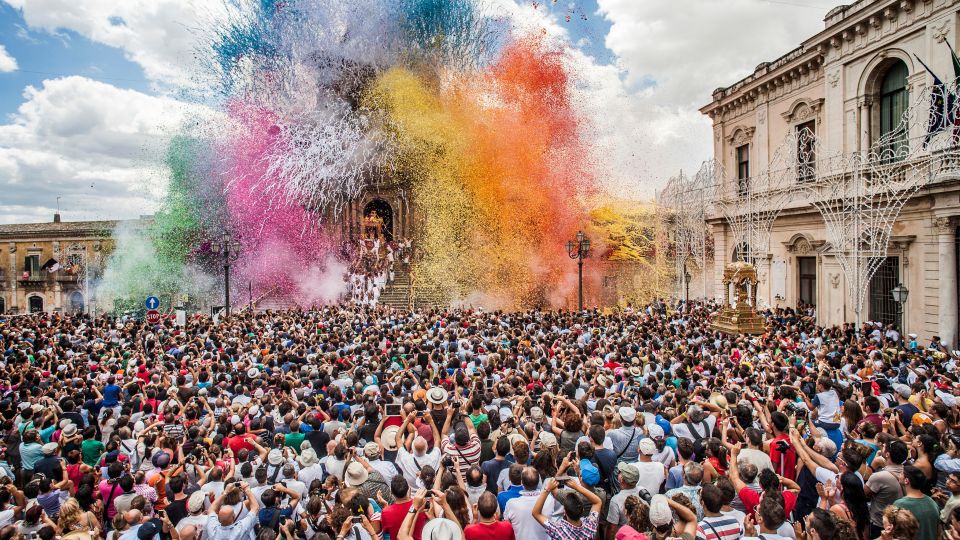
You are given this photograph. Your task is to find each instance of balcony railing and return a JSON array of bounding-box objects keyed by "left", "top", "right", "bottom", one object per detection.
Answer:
[
  {"left": 17, "top": 273, "right": 50, "bottom": 286},
  {"left": 55, "top": 271, "right": 81, "bottom": 282}
]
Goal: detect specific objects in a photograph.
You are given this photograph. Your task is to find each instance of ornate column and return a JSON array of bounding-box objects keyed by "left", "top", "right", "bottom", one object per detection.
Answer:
[
  {"left": 935, "top": 217, "right": 958, "bottom": 348},
  {"left": 857, "top": 96, "right": 872, "bottom": 153}
]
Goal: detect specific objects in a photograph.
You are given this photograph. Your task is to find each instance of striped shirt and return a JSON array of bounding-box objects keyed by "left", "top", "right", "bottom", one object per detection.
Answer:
[
  {"left": 440, "top": 434, "right": 482, "bottom": 479},
  {"left": 542, "top": 511, "right": 599, "bottom": 540},
  {"left": 696, "top": 514, "right": 743, "bottom": 540}
]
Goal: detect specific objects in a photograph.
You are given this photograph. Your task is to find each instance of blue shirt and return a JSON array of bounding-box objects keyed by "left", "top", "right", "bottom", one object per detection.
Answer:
[
  {"left": 497, "top": 484, "right": 522, "bottom": 513},
  {"left": 103, "top": 384, "right": 122, "bottom": 407}
]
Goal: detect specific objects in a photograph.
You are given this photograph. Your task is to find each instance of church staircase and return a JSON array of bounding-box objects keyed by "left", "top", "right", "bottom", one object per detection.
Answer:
[{"left": 378, "top": 268, "right": 412, "bottom": 308}]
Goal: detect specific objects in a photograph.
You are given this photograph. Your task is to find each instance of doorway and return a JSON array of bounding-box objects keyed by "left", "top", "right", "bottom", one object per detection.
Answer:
[
  {"left": 869, "top": 256, "right": 900, "bottom": 329},
  {"left": 798, "top": 257, "right": 817, "bottom": 307},
  {"left": 362, "top": 199, "right": 394, "bottom": 242},
  {"left": 28, "top": 295, "right": 44, "bottom": 313},
  {"left": 70, "top": 291, "right": 84, "bottom": 313}
]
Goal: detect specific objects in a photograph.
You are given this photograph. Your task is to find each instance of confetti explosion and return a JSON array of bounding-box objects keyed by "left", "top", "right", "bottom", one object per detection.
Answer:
[{"left": 98, "top": 0, "right": 615, "bottom": 310}]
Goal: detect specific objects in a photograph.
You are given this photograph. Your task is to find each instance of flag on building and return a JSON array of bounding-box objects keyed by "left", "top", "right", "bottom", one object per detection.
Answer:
[
  {"left": 947, "top": 40, "right": 960, "bottom": 79},
  {"left": 40, "top": 258, "right": 60, "bottom": 273},
  {"left": 944, "top": 41, "right": 960, "bottom": 139},
  {"left": 916, "top": 54, "right": 952, "bottom": 146}
]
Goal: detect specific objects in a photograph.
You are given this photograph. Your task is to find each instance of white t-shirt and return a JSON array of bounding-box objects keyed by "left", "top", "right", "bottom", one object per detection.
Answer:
[
  {"left": 0, "top": 509, "right": 15, "bottom": 528},
  {"left": 505, "top": 492, "right": 555, "bottom": 540},
  {"left": 632, "top": 460, "right": 667, "bottom": 495},
  {"left": 395, "top": 447, "right": 440, "bottom": 489},
  {"left": 672, "top": 416, "right": 717, "bottom": 441},
  {"left": 814, "top": 390, "right": 841, "bottom": 425},
  {"left": 297, "top": 463, "right": 324, "bottom": 492},
  {"left": 738, "top": 448, "right": 774, "bottom": 474}
]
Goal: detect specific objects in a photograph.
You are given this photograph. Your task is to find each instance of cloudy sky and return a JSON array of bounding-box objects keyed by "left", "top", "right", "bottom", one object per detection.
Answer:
[{"left": 0, "top": 0, "right": 832, "bottom": 224}]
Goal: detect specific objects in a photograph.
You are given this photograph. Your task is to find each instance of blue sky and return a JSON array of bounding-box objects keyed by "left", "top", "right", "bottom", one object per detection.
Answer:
[{"left": 0, "top": 3, "right": 153, "bottom": 117}]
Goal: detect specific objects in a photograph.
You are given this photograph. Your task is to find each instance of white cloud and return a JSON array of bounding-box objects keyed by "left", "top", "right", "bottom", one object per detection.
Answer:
[
  {"left": 588, "top": 0, "right": 827, "bottom": 194},
  {"left": 2, "top": 0, "right": 224, "bottom": 87},
  {"left": 0, "top": 44, "right": 17, "bottom": 72},
  {"left": 0, "top": 76, "right": 216, "bottom": 224}
]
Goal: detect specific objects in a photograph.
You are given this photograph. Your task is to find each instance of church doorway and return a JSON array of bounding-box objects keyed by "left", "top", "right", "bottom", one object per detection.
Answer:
[
  {"left": 362, "top": 199, "right": 394, "bottom": 242},
  {"left": 28, "top": 295, "right": 44, "bottom": 313}
]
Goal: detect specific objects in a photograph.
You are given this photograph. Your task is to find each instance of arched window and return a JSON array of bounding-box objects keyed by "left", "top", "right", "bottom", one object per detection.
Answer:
[{"left": 878, "top": 60, "right": 909, "bottom": 158}]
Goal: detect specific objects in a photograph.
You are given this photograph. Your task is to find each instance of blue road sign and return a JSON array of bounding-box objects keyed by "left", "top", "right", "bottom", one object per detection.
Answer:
[{"left": 145, "top": 296, "right": 161, "bottom": 310}]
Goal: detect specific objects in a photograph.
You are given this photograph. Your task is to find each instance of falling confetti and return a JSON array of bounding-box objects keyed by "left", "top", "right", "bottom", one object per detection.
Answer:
[{"left": 97, "top": 0, "right": 641, "bottom": 311}]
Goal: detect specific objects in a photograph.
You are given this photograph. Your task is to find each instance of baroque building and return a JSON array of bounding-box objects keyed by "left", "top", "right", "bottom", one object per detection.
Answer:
[
  {"left": 0, "top": 214, "right": 142, "bottom": 315},
  {"left": 701, "top": 0, "right": 960, "bottom": 346}
]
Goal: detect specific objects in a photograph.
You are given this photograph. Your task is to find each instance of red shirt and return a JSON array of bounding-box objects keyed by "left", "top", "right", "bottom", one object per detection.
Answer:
[
  {"left": 768, "top": 435, "right": 797, "bottom": 480},
  {"left": 739, "top": 487, "right": 797, "bottom": 517},
  {"left": 465, "top": 521, "right": 516, "bottom": 540},
  {"left": 225, "top": 433, "right": 256, "bottom": 457},
  {"left": 380, "top": 500, "right": 427, "bottom": 540}
]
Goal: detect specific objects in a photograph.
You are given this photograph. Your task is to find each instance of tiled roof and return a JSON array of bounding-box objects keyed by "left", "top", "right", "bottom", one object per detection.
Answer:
[{"left": 0, "top": 217, "right": 151, "bottom": 239}]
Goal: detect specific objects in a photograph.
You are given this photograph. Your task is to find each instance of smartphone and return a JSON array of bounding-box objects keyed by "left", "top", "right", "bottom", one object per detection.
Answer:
[
  {"left": 385, "top": 404, "right": 401, "bottom": 416},
  {"left": 485, "top": 377, "right": 494, "bottom": 390}
]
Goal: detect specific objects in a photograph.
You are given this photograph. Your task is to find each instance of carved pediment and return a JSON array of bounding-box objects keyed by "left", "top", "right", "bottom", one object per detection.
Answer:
[
  {"left": 782, "top": 233, "right": 825, "bottom": 254},
  {"left": 726, "top": 126, "right": 756, "bottom": 146},
  {"left": 781, "top": 98, "right": 825, "bottom": 124}
]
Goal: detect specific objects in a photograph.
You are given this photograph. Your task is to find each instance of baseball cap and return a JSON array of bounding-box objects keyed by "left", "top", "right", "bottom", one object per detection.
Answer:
[
  {"left": 637, "top": 438, "right": 657, "bottom": 456},
  {"left": 617, "top": 462, "right": 639, "bottom": 485},
  {"left": 187, "top": 491, "right": 207, "bottom": 513},
  {"left": 137, "top": 521, "right": 160, "bottom": 540},
  {"left": 648, "top": 495, "right": 673, "bottom": 527},
  {"left": 579, "top": 459, "right": 600, "bottom": 486}
]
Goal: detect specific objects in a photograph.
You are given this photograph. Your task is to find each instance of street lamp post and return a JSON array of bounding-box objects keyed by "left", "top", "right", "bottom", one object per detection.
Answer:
[
  {"left": 684, "top": 267, "right": 691, "bottom": 304},
  {"left": 891, "top": 282, "right": 909, "bottom": 331},
  {"left": 566, "top": 230, "right": 591, "bottom": 311},
  {"left": 212, "top": 231, "right": 241, "bottom": 317}
]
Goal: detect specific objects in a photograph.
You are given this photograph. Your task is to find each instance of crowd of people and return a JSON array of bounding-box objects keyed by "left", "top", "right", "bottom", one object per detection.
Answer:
[
  {"left": 0, "top": 299, "right": 958, "bottom": 540},
  {"left": 345, "top": 236, "right": 412, "bottom": 306}
]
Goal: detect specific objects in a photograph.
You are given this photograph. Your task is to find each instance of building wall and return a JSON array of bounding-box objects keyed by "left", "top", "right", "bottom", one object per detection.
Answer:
[
  {"left": 0, "top": 217, "right": 123, "bottom": 315},
  {"left": 2, "top": 237, "right": 111, "bottom": 314},
  {"left": 702, "top": 0, "right": 960, "bottom": 346}
]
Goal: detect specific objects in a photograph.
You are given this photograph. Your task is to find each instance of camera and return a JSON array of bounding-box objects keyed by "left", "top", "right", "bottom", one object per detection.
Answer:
[
  {"left": 639, "top": 489, "right": 652, "bottom": 503},
  {"left": 441, "top": 456, "right": 454, "bottom": 468},
  {"left": 774, "top": 440, "right": 791, "bottom": 454},
  {"left": 233, "top": 482, "right": 242, "bottom": 489},
  {"left": 352, "top": 516, "right": 362, "bottom": 524}
]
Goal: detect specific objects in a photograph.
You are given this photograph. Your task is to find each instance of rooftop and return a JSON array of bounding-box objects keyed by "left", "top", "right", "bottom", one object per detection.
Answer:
[{"left": 0, "top": 215, "right": 151, "bottom": 239}]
